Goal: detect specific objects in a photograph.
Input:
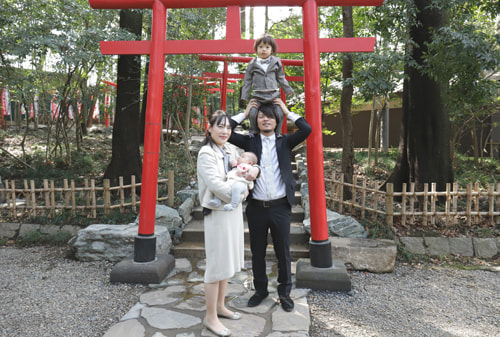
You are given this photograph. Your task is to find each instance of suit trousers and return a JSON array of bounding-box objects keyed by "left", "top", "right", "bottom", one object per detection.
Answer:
[{"left": 245, "top": 199, "right": 292, "bottom": 297}]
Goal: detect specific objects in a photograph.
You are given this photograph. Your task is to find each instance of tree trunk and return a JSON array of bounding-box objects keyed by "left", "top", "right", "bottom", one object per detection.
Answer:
[
  {"left": 104, "top": 9, "right": 143, "bottom": 188},
  {"left": 368, "top": 97, "right": 375, "bottom": 165},
  {"left": 386, "top": 0, "right": 453, "bottom": 193},
  {"left": 340, "top": 6, "right": 354, "bottom": 200}
]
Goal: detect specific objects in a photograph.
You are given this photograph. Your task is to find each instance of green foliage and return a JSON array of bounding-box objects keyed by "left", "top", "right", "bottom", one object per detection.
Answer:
[
  {"left": 360, "top": 218, "right": 395, "bottom": 240},
  {"left": 17, "top": 229, "right": 73, "bottom": 247},
  {"left": 421, "top": 2, "right": 499, "bottom": 121},
  {"left": 0, "top": 132, "right": 110, "bottom": 182},
  {"left": 27, "top": 208, "right": 137, "bottom": 228},
  {"left": 453, "top": 153, "right": 500, "bottom": 188},
  {"left": 324, "top": 148, "right": 499, "bottom": 189}
]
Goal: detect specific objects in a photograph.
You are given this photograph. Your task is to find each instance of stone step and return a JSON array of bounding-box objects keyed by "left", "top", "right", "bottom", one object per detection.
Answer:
[
  {"left": 173, "top": 241, "right": 310, "bottom": 260},
  {"left": 191, "top": 200, "right": 305, "bottom": 222},
  {"left": 179, "top": 219, "right": 309, "bottom": 245}
]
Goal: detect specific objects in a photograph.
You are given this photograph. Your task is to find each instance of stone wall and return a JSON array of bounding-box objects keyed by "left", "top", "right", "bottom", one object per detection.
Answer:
[{"left": 399, "top": 237, "right": 499, "bottom": 258}]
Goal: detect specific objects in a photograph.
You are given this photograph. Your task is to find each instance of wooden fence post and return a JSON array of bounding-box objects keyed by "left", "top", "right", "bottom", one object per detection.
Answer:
[
  {"left": 24, "top": 180, "right": 30, "bottom": 211},
  {"left": 401, "top": 183, "right": 407, "bottom": 227},
  {"left": 30, "top": 180, "right": 36, "bottom": 216},
  {"left": 168, "top": 171, "right": 174, "bottom": 207},
  {"left": 445, "top": 183, "right": 451, "bottom": 226},
  {"left": 496, "top": 183, "right": 500, "bottom": 224},
  {"left": 474, "top": 182, "right": 480, "bottom": 224},
  {"left": 103, "top": 179, "right": 110, "bottom": 215},
  {"left": 339, "top": 173, "right": 344, "bottom": 214},
  {"left": 50, "top": 180, "right": 55, "bottom": 217},
  {"left": 64, "top": 179, "right": 70, "bottom": 207},
  {"left": 431, "top": 183, "right": 436, "bottom": 225},
  {"left": 386, "top": 183, "right": 394, "bottom": 228},
  {"left": 119, "top": 176, "right": 124, "bottom": 212},
  {"left": 91, "top": 179, "right": 96, "bottom": 218},
  {"left": 71, "top": 180, "right": 76, "bottom": 215},
  {"left": 466, "top": 183, "right": 472, "bottom": 227},
  {"left": 11, "top": 180, "right": 16, "bottom": 219},
  {"left": 423, "top": 183, "right": 428, "bottom": 226},
  {"left": 131, "top": 175, "right": 137, "bottom": 213}
]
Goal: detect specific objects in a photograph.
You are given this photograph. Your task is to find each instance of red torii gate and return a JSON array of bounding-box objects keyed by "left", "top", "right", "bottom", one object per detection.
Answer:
[{"left": 89, "top": 0, "right": 383, "bottom": 280}]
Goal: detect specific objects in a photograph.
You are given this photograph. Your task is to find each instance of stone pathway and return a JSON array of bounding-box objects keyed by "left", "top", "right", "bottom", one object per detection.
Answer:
[{"left": 103, "top": 257, "right": 311, "bottom": 337}]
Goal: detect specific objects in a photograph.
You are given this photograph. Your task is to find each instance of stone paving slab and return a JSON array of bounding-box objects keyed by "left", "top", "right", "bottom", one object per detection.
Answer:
[{"left": 103, "top": 258, "right": 312, "bottom": 337}]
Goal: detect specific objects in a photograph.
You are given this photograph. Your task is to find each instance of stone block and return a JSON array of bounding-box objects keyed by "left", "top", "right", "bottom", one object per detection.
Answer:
[
  {"left": 178, "top": 198, "right": 194, "bottom": 224},
  {"left": 133, "top": 205, "right": 182, "bottom": 233},
  {"left": 473, "top": 238, "right": 498, "bottom": 258},
  {"left": 0, "top": 223, "right": 19, "bottom": 239},
  {"left": 448, "top": 237, "right": 474, "bottom": 256},
  {"left": 60, "top": 225, "right": 80, "bottom": 236},
  {"left": 424, "top": 237, "right": 450, "bottom": 256},
  {"left": 19, "top": 223, "right": 41, "bottom": 236},
  {"left": 70, "top": 224, "right": 172, "bottom": 262},
  {"left": 39, "top": 225, "right": 61, "bottom": 235},
  {"left": 330, "top": 237, "right": 397, "bottom": 273},
  {"left": 399, "top": 237, "right": 426, "bottom": 255},
  {"left": 176, "top": 188, "right": 199, "bottom": 204}
]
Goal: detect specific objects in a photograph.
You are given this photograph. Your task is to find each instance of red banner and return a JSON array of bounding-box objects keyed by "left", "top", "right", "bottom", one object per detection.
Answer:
[{"left": 2, "top": 88, "right": 9, "bottom": 116}]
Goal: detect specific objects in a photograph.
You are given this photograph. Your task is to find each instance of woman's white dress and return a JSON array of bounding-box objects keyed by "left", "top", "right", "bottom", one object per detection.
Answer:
[{"left": 197, "top": 143, "right": 245, "bottom": 283}]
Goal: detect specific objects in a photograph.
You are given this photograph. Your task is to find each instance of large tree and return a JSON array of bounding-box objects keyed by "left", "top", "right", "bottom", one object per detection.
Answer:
[
  {"left": 386, "top": 0, "right": 453, "bottom": 192},
  {"left": 340, "top": 6, "right": 355, "bottom": 199},
  {"left": 104, "top": 9, "right": 143, "bottom": 186}
]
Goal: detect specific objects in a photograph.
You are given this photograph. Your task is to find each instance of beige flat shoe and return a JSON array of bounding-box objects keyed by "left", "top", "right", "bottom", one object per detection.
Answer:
[
  {"left": 203, "top": 318, "right": 232, "bottom": 337},
  {"left": 217, "top": 311, "right": 242, "bottom": 320}
]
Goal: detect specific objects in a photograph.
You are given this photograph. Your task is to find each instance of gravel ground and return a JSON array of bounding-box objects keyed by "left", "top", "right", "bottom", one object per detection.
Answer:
[
  {"left": 0, "top": 246, "right": 146, "bottom": 337},
  {"left": 308, "top": 264, "right": 499, "bottom": 337},
  {"left": 0, "top": 246, "right": 498, "bottom": 337}
]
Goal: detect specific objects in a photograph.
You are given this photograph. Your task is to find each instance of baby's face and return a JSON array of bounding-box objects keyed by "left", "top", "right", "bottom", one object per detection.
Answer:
[
  {"left": 256, "top": 42, "right": 272, "bottom": 60},
  {"left": 238, "top": 155, "right": 253, "bottom": 165}
]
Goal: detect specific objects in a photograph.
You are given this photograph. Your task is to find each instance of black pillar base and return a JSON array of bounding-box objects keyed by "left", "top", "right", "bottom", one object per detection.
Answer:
[
  {"left": 110, "top": 253, "right": 175, "bottom": 284},
  {"left": 134, "top": 235, "right": 156, "bottom": 262},
  {"left": 310, "top": 239, "right": 332, "bottom": 268},
  {"left": 296, "top": 258, "right": 351, "bottom": 291}
]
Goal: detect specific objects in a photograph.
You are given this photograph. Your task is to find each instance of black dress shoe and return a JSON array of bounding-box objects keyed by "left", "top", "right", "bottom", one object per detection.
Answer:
[
  {"left": 247, "top": 292, "right": 269, "bottom": 307},
  {"left": 280, "top": 296, "right": 294, "bottom": 312}
]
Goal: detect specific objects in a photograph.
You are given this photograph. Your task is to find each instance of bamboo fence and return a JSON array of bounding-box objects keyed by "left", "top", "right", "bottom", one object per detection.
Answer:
[
  {"left": 2, "top": 170, "right": 499, "bottom": 227},
  {"left": 326, "top": 173, "right": 500, "bottom": 227},
  {"left": 0, "top": 172, "right": 174, "bottom": 219}
]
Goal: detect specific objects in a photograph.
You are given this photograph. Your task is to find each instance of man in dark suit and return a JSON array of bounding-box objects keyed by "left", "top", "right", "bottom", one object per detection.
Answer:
[{"left": 229, "top": 98, "right": 311, "bottom": 312}]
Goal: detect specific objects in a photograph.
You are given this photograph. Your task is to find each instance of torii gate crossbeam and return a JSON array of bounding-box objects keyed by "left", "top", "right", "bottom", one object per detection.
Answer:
[{"left": 89, "top": 0, "right": 382, "bottom": 273}]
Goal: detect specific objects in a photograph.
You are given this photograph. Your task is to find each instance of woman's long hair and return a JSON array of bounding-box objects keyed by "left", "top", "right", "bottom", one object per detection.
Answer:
[{"left": 202, "top": 110, "right": 231, "bottom": 147}]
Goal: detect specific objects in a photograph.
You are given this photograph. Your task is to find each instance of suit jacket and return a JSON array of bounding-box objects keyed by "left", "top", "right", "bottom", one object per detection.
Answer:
[
  {"left": 229, "top": 117, "right": 311, "bottom": 207},
  {"left": 241, "top": 55, "right": 294, "bottom": 103}
]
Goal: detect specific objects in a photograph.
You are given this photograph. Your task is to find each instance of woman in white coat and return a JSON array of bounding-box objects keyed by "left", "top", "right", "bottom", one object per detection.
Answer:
[{"left": 197, "top": 110, "right": 258, "bottom": 336}]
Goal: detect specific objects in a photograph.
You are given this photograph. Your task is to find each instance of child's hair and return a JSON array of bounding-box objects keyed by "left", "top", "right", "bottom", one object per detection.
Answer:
[
  {"left": 202, "top": 110, "right": 231, "bottom": 146},
  {"left": 254, "top": 34, "right": 278, "bottom": 54}
]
